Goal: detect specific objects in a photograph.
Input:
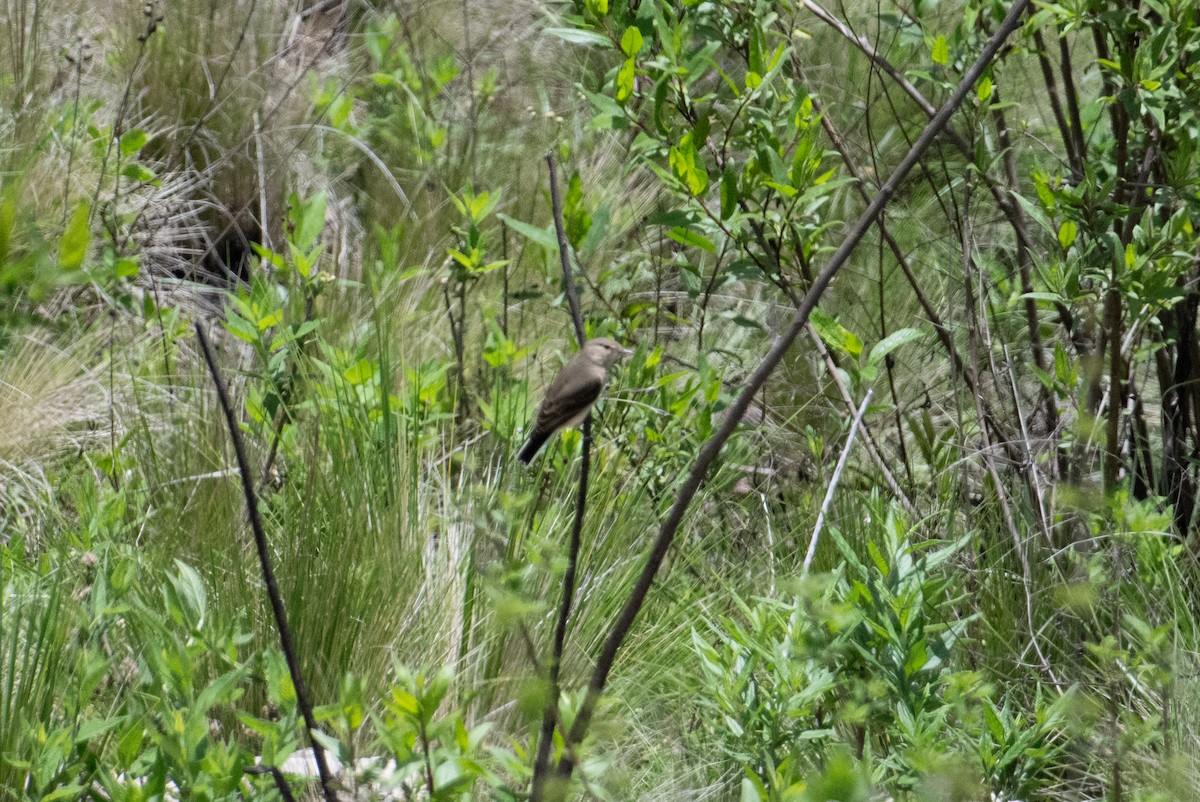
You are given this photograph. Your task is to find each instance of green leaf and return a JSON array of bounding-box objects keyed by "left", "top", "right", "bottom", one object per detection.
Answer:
[
  {"left": 976, "top": 76, "right": 993, "bottom": 102},
  {"left": 257, "top": 310, "right": 283, "bottom": 331},
  {"left": 666, "top": 226, "right": 715, "bottom": 253},
  {"left": 1058, "top": 220, "right": 1077, "bottom": 250},
  {"left": 867, "top": 328, "right": 924, "bottom": 367},
  {"left": 496, "top": 213, "right": 557, "bottom": 250},
  {"left": 722, "top": 312, "right": 763, "bottom": 330},
  {"left": 117, "top": 721, "right": 145, "bottom": 768},
  {"left": 119, "top": 129, "right": 148, "bottom": 157},
  {"left": 121, "top": 163, "right": 156, "bottom": 184},
  {"left": 931, "top": 35, "right": 948, "bottom": 65},
  {"left": 668, "top": 133, "right": 709, "bottom": 195},
  {"left": 544, "top": 28, "right": 612, "bottom": 48},
  {"left": 59, "top": 202, "right": 90, "bottom": 270},
  {"left": 291, "top": 192, "right": 327, "bottom": 253},
  {"left": 741, "top": 771, "right": 767, "bottom": 802},
  {"left": 720, "top": 168, "right": 738, "bottom": 220},
  {"left": 1021, "top": 291, "right": 1066, "bottom": 303},
  {"left": 225, "top": 313, "right": 258, "bottom": 344},
  {"left": 620, "top": 25, "right": 643, "bottom": 57},
  {"left": 343, "top": 358, "right": 376, "bottom": 386},
  {"left": 196, "top": 667, "right": 248, "bottom": 714},
  {"left": 810, "top": 307, "right": 862, "bottom": 358},
  {"left": 616, "top": 57, "right": 636, "bottom": 102},
  {"left": 75, "top": 716, "right": 125, "bottom": 744}
]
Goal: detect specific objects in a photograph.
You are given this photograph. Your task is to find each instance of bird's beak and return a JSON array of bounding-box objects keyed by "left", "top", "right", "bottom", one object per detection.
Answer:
[{"left": 622, "top": 346, "right": 635, "bottom": 357}]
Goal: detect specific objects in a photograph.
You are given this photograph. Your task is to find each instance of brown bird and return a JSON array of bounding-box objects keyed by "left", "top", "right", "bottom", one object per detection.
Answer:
[{"left": 517, "top": 337, "right": 631, "bottom": 465}]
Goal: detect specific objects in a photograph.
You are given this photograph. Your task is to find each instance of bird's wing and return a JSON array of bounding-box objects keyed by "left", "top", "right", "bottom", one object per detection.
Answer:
[{"left": 535, "top": 366, "right": 604, "bottom": 432}]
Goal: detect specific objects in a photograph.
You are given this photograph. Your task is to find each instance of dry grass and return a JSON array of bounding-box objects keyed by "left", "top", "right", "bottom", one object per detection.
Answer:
[{"left": 0, "top": 329, "right": 116, "bottom": 471}]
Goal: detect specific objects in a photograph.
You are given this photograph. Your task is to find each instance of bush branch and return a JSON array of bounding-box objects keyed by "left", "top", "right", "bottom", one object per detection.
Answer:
[
  {"left": 530, "top": 153, "right": 593, "bottom": 801},
  {"left": 194, "top": 323, "right": 339, "bottom": 802}
]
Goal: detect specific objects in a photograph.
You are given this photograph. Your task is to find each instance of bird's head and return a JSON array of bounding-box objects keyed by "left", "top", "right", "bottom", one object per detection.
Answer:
[{"left": 582, "top": 337, "right": 633, "bottom": 368}]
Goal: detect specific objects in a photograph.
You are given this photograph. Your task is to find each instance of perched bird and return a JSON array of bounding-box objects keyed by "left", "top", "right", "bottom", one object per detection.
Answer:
[{"left": 518, "top": 337, "right": 631, "bottom": 465}]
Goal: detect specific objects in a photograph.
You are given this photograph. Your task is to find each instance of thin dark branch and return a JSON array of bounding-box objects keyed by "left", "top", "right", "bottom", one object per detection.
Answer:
[
  {"left": 245, "top": 765, "right": 298, "bottom": 802},
  {"left": 556, "top": 0, "right": 1033, "bottom": 781},
  {"left": 530, "top": 153, "right": 593, "bottom": 802},
  {"left": 194, "top": 323, "right": 339, "bottom": 802},
  {"left": 547, "top": 154, "right": 587, "bottom": 346},
  {"left": 1029, "top": 26, "right": 1080, "bottom": 176}
]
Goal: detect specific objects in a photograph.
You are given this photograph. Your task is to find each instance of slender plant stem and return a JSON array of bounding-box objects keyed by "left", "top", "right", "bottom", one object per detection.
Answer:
[
  {"left": 530, "top": 153, "right": 593, "bottom": 802},
  {"left": 804, "top": 389, "right": 873, "bottom": 575},
  {"left": 194, "top": 323, "right": 339, "bottom": 802},
  {"left": 546, "top": 154, "right": 586, "bottom": 346},
  {"left": 555, "top": 0, "right": 1033, "bottom": 780},
  {"left": 806, "top": 327, "right": 917, "bottom": 518}
]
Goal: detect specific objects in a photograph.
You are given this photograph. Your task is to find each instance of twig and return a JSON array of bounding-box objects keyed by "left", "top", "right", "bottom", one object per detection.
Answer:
[
  {"left": 546, "top": 154, "right": 586, "bottom": 346},
  {"left": 245, "top": 765, "right": 298, "bottom": 802},
  {"left": 194, "top": 323, "right": 339, "bottom": 802},
  {"left": 804, "top": 388, "right": 873, "bottom": 575},
  {"left": 530, "top": 153, "right": 592, "bottom": 802},
  {"left": 554, "top": 0, "right": 1034, "bottom": 782}
]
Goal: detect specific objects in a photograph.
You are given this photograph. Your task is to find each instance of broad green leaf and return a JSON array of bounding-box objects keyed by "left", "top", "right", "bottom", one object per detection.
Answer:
[
  {"left": 119, "top": 129, "right": 148, "bottom": 157},
  {"left": 1020, "top": 291, "right": 1066, "bottom": 303},
  {"left": 867, "top": 328, "right": 924, "bottom": 367},
  {"left": 810, "top": 307, "right": 862, "bottom": 357},
  {"left": 196, "top": 668, "right": 248, "bottom": 716},
  {"left": 741, "top": 771, "right": 767, "bottom": 802},
  {"left": 225, "top": 313, "right": 258, "bottom": 344},
  {"left": 121, "top": 162, "right": 156, "bottom": 184},
  {"left": 59, "top": 202, "right": 90, "bottom": 270},
  {"left": 496, "top": 213, "right": 557, "bottom": 250},
  {"left": 1058, "top": 220, "right": 1077, "bottom": 250},
  {"left": 721, "top": 312, "right": 763, "bottom": 330},
  {"left": 74, "top": 716, "right": 125, "bottom": 744},
  {"left": 544, "top": 28, "right": 612, "bottom": 48},
  {"left": 720, "top": 167, "right": 738, "bottom": 220},
  {"left": 976, "top": 75, "right": 993, "bottom": 102},
  {"left": 668, "top": 133, "right": 709, "bottom": 195},
  {"left": 257, "top": 310, "right": 283, "bottom": 331},
  {"left": 666, "top": 226, "right": 715, "bottom": 253},
  {"left": 291, "top": 192, "right": 327, "bottom": 252},
  {"left": 620, "top": 25, "right": 643, "bottom": 57},
  {"left": 617, "top": 57, "right": 636, "bottom": 102},
  {"left": 931, "top": 35, "right": 948, "bottom": 65},
  {"left": 343, "top": 359, "right": 376, "bottom": 385}
]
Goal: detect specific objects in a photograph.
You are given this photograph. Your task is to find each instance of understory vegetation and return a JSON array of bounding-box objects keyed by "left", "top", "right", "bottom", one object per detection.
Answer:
[{"left": 3, "top": 0, "right": 1200, "bottom": 799}]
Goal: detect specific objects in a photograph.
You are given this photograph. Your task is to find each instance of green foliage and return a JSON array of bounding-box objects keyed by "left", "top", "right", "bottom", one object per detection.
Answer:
[{"left": 692, "top": 507, "right": 1070, "bottom": 799}]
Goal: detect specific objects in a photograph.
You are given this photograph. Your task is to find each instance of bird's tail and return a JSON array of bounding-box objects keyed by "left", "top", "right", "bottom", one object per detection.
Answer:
[{"left": 517, "top": 431, "right": 549, "bottom": 465}]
